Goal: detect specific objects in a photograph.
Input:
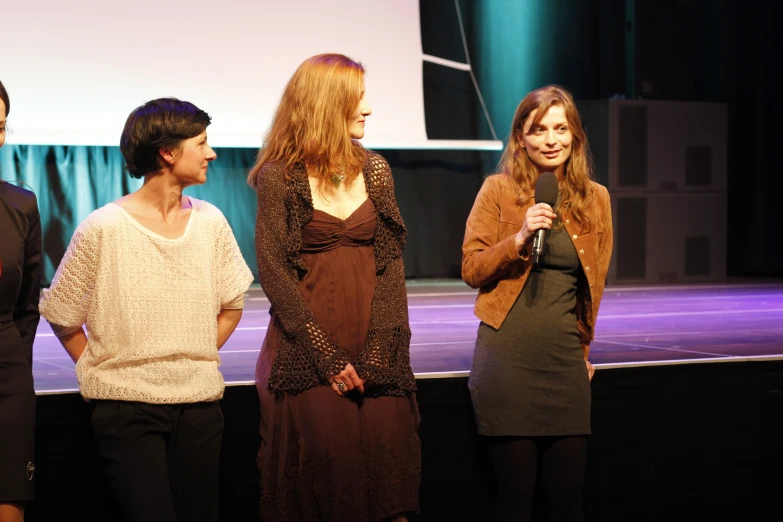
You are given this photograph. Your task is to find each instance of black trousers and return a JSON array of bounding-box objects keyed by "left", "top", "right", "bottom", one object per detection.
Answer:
[{"left": 90, "top": 400, "right": 224, "bottom": 522}]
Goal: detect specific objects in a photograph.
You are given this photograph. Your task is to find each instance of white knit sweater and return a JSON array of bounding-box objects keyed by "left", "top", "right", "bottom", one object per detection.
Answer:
[{"left": 39, "top": 197, "right": 254, "bottom": 404}]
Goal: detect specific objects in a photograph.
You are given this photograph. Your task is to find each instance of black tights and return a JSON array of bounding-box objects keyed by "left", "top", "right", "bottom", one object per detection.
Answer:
[{"left": 487, "top": 436, "right": 588, "bottom": 522}]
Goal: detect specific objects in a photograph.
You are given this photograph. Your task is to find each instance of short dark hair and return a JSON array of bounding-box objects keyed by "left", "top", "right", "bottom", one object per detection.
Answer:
[
  {"left": 0, "top": 79, "right": 9, "bottom": 117},
  {"left": 120, "top": 98, "right": 211, "bottom": 178}
]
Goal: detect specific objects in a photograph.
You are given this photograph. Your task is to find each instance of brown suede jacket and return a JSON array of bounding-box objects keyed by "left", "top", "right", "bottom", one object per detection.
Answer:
[{"left": 461, "top": 173, "right": 613, "bottom": 359}]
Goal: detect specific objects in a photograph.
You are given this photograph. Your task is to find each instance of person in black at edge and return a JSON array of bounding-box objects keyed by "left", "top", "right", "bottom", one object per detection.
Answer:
[{"left": 0, "top": 78, "right": 43, "bottom": 522}]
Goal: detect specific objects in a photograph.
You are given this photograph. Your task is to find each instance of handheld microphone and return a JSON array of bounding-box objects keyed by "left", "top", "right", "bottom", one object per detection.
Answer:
[{"left": 531, "top": 172, "right": 558, "bottom": 267}]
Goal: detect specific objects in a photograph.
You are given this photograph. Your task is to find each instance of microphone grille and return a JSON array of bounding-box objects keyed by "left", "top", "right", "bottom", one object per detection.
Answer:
[{"left": 534, "top": 172, "right": 558, "bottom": 206}]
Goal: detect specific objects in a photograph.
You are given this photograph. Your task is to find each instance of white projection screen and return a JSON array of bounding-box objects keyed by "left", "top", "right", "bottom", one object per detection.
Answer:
[{"left": 4, "top": 0, "right": 433, "bottom": 149}]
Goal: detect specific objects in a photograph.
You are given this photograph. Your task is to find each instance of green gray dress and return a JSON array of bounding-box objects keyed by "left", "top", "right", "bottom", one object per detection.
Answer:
[{"left": 468, "top": 216, "right": 590, "bottom": 437}]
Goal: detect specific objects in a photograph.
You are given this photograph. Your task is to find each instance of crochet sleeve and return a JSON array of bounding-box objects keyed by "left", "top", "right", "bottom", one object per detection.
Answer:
[
  {"left": 38, "top": 216, "right": 98, "bottom": 337},
  {"left": 353, "top": 162, "right": 416, "bottom": 394},
  {"left": 254, "top": 163, "right": 351, "bottom": 382},
  {"left": 354, "top": 255, "right": 414, "bottom": 394}
]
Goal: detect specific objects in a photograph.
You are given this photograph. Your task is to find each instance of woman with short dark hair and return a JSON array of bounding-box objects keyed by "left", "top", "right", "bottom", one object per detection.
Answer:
[{"left": 39, "top": 97, "right": 253, "bottom": 522}]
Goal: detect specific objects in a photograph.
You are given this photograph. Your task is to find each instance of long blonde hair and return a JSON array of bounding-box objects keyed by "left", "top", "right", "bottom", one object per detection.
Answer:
[
  {"left": 497, "top": 85, "right": 595, "bottom": 229},
  {"left": 247, "top": 53, "right": 367, "bottom": 188}
]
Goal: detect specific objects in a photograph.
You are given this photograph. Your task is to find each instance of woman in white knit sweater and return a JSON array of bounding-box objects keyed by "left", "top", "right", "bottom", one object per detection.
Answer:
[{"left": 38, "top": 98, "right": 253, "bottom": 522}]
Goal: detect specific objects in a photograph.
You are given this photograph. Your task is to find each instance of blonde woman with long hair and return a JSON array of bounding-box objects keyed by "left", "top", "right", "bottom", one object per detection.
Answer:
[
  {"left": 462, "top": 85, "right": 613, "bottom": 522},
  {"left": 249, "top": 53, "right": 420, "bottom": 522}
]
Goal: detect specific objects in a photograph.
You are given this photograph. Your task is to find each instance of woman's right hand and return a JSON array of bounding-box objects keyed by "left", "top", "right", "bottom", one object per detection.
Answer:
[
  {"left": 330, "top": 363, "right": 365, "bottom": 397},
  {"left": 515, "top": 203, "right": 557, "bottom": 254}
]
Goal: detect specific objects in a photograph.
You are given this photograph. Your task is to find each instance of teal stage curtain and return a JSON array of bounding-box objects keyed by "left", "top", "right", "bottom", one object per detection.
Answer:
[
  {"left": 0, "top": 145, "right": 259, "bottom": 284},
  {"left": 1, "top": 144, "right": 494, "bottom": 283}
]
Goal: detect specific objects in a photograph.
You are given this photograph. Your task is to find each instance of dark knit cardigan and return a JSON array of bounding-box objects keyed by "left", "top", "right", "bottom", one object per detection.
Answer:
[{"left": 253, "top": 151, "right": 416, "bottom": 397}]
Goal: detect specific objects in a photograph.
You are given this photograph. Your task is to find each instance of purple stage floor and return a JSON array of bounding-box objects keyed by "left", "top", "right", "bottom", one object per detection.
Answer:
[{"left": 31, "top": 280, "right": 783, "bottom": 393}]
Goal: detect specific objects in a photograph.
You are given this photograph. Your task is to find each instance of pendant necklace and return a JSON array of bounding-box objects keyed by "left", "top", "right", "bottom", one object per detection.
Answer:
[{"left": 331, "top": 172, "right": 345, "bottom": 187}]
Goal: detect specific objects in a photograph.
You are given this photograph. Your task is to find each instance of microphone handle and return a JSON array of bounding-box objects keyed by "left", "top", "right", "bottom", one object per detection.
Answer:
[{"left": 531, "top": 228, "right": 546, "bottom": 263}]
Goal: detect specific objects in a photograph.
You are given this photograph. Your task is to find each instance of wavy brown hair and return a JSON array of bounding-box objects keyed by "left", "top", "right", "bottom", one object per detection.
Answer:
[
  {"left": 247, "top": 53, "right": 367, "bottom": 189},
  {"left": 497, "top": 84, "right": 595, "bottom": 230}
]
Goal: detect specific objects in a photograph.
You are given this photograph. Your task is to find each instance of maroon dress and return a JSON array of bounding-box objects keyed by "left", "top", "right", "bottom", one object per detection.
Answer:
[{"left": 255, "top": 198, "right": 421, "bottom": 522}]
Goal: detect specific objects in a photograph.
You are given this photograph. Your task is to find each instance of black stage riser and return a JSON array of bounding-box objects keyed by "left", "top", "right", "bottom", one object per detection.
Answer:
[{"left": 29, "top": 361, "right": 783, "bottom": 521}]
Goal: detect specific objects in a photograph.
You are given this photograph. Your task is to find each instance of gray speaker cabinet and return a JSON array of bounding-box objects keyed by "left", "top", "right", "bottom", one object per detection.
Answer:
[{"left": 578, "top": 99, "right": 727, "bottom": 284}]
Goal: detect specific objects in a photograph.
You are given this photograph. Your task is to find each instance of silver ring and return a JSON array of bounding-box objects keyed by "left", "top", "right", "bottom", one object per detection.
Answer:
[{"left": 336, "top": 381, "right": 346, "bottom": 391}]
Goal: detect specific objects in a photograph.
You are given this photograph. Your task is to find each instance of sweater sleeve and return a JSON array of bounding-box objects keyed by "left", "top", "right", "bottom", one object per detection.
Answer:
[
  {"left": 215, "top": 211, "right": 254, "bottom": 309},
  {"left": 38, "top": 215, "right": 99, "bottom": 336},
  {"left": 254, "top": 162, "right": 351, "bottom": 382}
]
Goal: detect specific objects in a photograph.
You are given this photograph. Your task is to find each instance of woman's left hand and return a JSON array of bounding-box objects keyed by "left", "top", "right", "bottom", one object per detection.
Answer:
[
  {"left": 585, "top": 360, "right": 595, "bottom": 381},
  {"left": 330, "top": 363, "right": 366, "bottom": 397}
]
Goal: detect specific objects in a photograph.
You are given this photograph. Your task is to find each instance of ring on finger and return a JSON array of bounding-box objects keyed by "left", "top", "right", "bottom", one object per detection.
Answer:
[{"left": 336, "top": 381, "right": 346, "bottom": 391}]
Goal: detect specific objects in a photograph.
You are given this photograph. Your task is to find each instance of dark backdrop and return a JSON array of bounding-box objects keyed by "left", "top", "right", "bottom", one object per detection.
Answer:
[{"left": 424, "top": 0, "right": 782, "bottom": 277}]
